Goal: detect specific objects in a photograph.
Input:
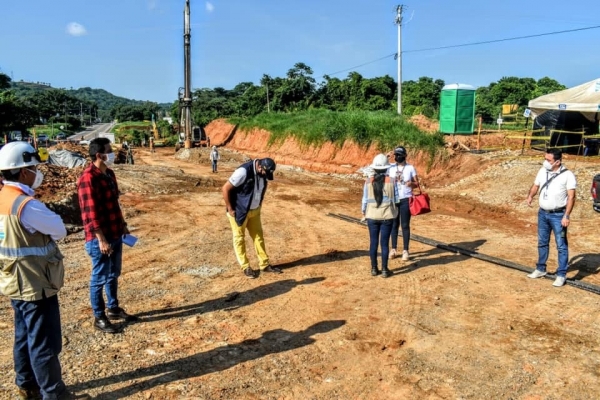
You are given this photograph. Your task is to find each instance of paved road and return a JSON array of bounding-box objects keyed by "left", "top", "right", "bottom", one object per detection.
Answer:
[{"left": 67, "top": 122, "right": 116, "bottom": 142}]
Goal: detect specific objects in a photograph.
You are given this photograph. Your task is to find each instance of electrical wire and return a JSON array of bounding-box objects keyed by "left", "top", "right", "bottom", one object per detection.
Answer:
[
  {"left": 324, "top": 24, "right": 600, "bottom": 77},
  {"left": 403, "top": 24, "right": 600, "bottom": 53},
  {"left": 324, "top": 53, "right": 397, "bottom": 78}
]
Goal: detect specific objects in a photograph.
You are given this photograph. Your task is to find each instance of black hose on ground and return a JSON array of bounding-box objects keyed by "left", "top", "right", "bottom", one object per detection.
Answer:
[{"left": 327, "top": 213, "right": 600, "bottom": 296}]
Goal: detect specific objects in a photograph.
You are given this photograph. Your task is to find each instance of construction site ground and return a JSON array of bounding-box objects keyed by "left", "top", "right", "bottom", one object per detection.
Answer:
[{"left": 2, "top": 126, "right": 600, "bottom": 399}]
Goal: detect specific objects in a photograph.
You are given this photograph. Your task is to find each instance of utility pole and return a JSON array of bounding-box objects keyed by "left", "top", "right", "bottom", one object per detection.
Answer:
[
  {"left": 80, "top": 103, "right": 83, "bottom": 125},
  {"left": 182, "top": 0, "right": 193, "bottom": 149},
  {"left": 395, "top": 5, "right": 405, "bottom": 115},
  {"left": 266, "top": 83, "right": 270, "bottom": 113}
]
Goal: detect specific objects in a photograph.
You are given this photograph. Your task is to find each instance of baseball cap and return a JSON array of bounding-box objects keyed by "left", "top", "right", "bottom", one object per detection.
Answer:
[
  {"left": 394, "top": 146, "right": 407, "bottom": 156},
  {"left": 260, "top": 158, "right": 276, "bottom": 180}
]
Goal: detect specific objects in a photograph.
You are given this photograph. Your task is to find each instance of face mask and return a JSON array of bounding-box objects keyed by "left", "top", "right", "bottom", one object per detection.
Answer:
[
  {"left": 25, "top": 169, "right": 44, "bottom": 189},
  {"left": 103, "top": 153, "right": 115, "bottom": 166},
  {"left": 543, "top": 160, "right": 556, "bottom": 171},
  {"left": 395, "top": 155, "right": 406, "bottom": 164}
]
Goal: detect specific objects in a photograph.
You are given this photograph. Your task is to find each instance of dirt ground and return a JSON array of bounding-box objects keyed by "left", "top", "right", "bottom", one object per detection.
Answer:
[{"left": 1, "top": 127, "right": 600, "bottom": 399}]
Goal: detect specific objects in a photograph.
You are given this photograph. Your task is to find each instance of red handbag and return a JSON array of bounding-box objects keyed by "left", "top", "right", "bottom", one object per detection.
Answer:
[{"left": 409, "top": 180, "right": 431, "bottom": 216}]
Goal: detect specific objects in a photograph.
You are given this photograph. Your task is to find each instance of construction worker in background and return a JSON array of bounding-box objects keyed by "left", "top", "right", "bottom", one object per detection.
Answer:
[
  {"left": 0, "top": 142, "right": 90, "bottom": 400},
  {"left": 222, "top": 158, "right": 282, "bottom": 278},
  {"left": 149, "top": 137, "right": 154, "bottom": 153},
  {"left": 210, "top": 145, "right": 220, "bottom": 173}
]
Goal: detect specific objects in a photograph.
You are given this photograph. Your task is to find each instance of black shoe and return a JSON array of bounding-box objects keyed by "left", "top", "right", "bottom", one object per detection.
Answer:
[
  {"left": 17, "top": 387, "right": 41, "bottom": 400},
  {"left": 382, "top": 269, "right": 393, "bottom": 278},
  {"left": 371, "top": 267, "right": 380, "bottom": 276},
  {"left": 261, "top": 265, "right": 283, "bottom": 274},
  {"left": 57, "top": 390, "right": 92, "bottom": 400},
  {"left": 94, "top": 316, "right": 121, "bottom": 334},
  {"left": 107, "top": 307, "right": 139, "bottom": 322},
  {"left": 243, "top": 267, "right": 257, "bottom": 279}
]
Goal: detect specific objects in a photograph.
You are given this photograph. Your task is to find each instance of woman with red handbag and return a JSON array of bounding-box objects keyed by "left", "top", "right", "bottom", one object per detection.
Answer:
[
  {"left": 388, "top": 146, "right": 418, "bottom": 261},
  {"left": 361, "top": 154, "right": 398, "bottom": 278}
]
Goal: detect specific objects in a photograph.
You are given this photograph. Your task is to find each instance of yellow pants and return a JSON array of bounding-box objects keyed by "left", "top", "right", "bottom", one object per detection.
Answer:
[{"left": 227, "top": 207, "right": 270, "bottom": 270}]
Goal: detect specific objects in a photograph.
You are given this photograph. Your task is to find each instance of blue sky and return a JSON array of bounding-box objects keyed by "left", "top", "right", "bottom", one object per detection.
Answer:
[{"left": 1, "top": 0, "right": 599, "bottom": 103}]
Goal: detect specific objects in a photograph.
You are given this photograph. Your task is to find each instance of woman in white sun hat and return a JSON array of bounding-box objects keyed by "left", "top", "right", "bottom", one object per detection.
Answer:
[{"left": 361, "top": 153, "right": 398, "bottom": 278}]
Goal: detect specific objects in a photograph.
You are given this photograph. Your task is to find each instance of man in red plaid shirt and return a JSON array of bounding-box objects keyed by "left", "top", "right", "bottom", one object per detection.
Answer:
[{"left": 77, "top": 137, "right": 138, "bottom": 334}]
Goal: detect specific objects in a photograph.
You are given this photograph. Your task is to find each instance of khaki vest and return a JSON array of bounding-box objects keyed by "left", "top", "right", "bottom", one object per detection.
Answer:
[
  {"left": 0, "top": 185, "right": 64, "bottom": 301},
  {"left": 365, "top": 176, "right": 398, "bottom": 220}
]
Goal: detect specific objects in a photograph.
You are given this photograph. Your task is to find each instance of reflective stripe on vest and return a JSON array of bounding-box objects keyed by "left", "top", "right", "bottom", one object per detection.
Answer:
[
  {"left": 0, "top": 241, "right": 58, "bottom": 258},
  {"left": 11, "top": 194, "right": 29, "bottom": 216},
  {"left": 1, "top": 193, "right": 56, "bottom": 258}
]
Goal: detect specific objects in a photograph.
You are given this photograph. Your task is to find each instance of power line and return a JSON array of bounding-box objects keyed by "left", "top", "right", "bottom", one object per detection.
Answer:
[
  {"left": 324, "top": 24, "right": 600, "bottom": 77},
  {"left": 323, "top": 53, "right": 396, "bottom": 78},
  {"left": 403, "top": 24, "right": 600, "bottom": 53}
]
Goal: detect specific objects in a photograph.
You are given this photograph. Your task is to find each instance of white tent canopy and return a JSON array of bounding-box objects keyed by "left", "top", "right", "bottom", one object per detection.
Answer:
[{"left": 529, "top": 78, "right": 600, "bottom": 120}]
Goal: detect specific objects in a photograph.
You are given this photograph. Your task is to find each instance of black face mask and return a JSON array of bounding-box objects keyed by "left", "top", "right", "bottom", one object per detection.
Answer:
[{"left": 395, "top": 155, "right": 406, "bottom": 163}]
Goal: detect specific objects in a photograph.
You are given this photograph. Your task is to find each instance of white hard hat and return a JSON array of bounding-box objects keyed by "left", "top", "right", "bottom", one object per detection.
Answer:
[
  {"left": 0, "top": 141, "right": 41, "bottom": 171},
  {"left": 370, "top": 153, "right": 390, "bottom": 170}
]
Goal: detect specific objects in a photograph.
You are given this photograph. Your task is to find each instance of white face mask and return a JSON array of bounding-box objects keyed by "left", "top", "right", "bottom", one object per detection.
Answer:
[
  {"left": 543, "top": 160, "right": 556, "bottom": 171},
  {"left": 103, "top": 153, "right": 115, "bottom": 166},
  {"left": 25, "top": 168, "right": 44, "bottom": 189}
]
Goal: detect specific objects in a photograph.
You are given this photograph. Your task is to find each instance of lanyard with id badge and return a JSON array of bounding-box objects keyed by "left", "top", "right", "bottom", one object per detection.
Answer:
[{"left": 541, "top": 168, "right": 567, "bottom": 200}]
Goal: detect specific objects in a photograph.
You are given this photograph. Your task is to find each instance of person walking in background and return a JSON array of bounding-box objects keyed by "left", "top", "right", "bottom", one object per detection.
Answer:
[
  {"left": 0, "top": 142, "right": 90, "bottom": 400},
  {"left": 362, "top": 154, "right": 398, "bottom": 278},
  {"left": 526, "top": 149, "right": 576, "bottom": 287},
  {"left": 388, "top": 146, "right": 418, "bottom": 261},
  {"left": 222, "top": 158, "right": 282, "bottom": 278},
  {"left": 78, "top": 138, "right": 139, "bottom": 334},
  {"left": 210, "top": 145, "right": 220, "bottom": 173}
]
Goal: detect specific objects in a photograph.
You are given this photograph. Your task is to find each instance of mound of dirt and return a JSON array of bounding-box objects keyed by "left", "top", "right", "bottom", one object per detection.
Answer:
[{"left": 409, "top": 114, "right": 439, "bottom": 133}]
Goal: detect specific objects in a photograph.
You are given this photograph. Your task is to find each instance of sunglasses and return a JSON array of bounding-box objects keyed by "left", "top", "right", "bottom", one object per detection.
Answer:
[{"left": 22, "top": 151, "right": 41, "bottom": 163}]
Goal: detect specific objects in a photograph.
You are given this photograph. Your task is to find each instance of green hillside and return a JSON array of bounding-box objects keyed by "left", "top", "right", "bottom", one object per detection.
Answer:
[{"left": 10, "top": 81, "right": 172, "bottom": 113}]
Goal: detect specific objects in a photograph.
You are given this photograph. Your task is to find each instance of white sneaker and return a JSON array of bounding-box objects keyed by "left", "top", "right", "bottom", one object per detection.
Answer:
[
  {"left": 527, "top": 269, "right": 547, "bottom": 279},
  {"left": 389, "top": 249, "right": 397, "bottom": 260},
  {"left": 552, "top": 276, "right": 566, "bottom": 287},
  {"left": 402, "top": 250, "right": 410, "bottom": 261}
]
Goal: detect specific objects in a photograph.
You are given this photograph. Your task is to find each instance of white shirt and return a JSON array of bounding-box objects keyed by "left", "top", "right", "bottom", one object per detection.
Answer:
[
  {"left": 229, "top": 162, "right": 265, "bottom": 210},
  {"left": 389, "top": 163, "right": 417, "bottom": 200},
  {"left": 2, "top": 181, "right": 67, "bottom": 241},
  {"left": 534, "top": 166, "right": 577, "bottom": 211}
]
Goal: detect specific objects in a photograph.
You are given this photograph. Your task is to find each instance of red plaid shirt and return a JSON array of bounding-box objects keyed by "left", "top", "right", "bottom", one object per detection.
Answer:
[{"left": 77, "top": 164, "right": 126, "bottom": 242}]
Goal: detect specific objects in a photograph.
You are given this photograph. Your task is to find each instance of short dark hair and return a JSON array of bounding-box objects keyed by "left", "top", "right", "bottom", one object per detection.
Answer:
[
  {"left": 546, "top": 148, "right": 562, "bottom": 161},
  {"left": 1, "top": 169, "right": 22, "bottom": 182},
  {"left": 89, "top": 138, "right": 111, "bottom": 159}
]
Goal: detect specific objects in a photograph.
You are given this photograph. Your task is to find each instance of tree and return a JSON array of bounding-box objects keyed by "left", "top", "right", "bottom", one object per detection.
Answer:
[
  {"left": 0, "top": 73, "right": 37, "bottom": 134},
  {"left": 401, "top": 77, "right": 445, "bottom": 118},
  {"left": 475, "top": 76, "right": 566, "bottom": 121}
]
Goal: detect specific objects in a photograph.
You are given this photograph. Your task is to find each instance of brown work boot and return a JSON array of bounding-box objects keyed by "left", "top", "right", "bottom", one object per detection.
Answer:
[
  {"left": 243, "top": 267, "right": 256, "bottom": 279},
  {"left": 17, "top": 387, "right": 41, "bottom": 400}
]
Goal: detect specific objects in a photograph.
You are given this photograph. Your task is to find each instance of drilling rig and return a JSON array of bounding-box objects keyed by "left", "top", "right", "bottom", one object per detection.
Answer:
[{"left": 181, "top": 0, "right": 192, "bottom": 149}]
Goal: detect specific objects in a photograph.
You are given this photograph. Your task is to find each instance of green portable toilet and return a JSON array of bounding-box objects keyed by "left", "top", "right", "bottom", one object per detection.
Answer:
[{"left": 439, "top": 84, "right": 476, "bottom": 134}]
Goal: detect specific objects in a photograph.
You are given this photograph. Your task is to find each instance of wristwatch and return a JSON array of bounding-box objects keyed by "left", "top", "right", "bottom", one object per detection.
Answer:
[{"left": 564, "top": 215, "right": 570, "bottom": 219}]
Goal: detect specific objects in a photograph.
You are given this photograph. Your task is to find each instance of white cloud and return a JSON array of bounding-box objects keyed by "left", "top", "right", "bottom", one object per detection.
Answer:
[
  {"left": 148, "top": 0, "right": 157, "bottom": 11},
  {"left": 66, "top": 22, "right": 87, "bottom": 37},
  {"left": 206, "top": 2, "right": 214, "bottom": 12}
]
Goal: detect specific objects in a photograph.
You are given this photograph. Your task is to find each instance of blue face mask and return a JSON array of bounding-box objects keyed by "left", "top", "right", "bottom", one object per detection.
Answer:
[{"left": 103, "top": 153, "right": 115, "bottom": 166}]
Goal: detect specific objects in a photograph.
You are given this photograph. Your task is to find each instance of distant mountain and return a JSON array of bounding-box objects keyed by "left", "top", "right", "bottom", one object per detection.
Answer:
[{"left": 10, "top": 81, "right": 172, "bottom": 112}]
